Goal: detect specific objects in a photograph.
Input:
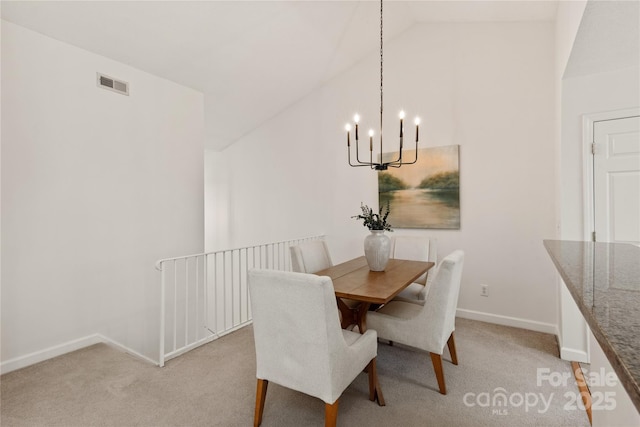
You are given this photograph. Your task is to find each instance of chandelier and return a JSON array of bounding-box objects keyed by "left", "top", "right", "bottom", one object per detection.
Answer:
[{"left": 345, "top": 0, "right": 420, "bottom": 171}]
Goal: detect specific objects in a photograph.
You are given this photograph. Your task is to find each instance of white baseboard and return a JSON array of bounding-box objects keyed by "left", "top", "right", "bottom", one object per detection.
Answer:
[
  {"left": 98, "top": 335, "right": 158, "bottom": 366},
  {"left": 456, "top": 308, "right": 558, "bottom": 335},
  {"left": 560, "top": 346, "right": 589, "bottom": 363},
  {"left": 2, "top": 312, "right": 560, "bottom": 375},
  {"left": 1, "top": 334, "right": 103, "bottom": 375},
  {"left": 1, "top": 334, "right": 158, "bottom": 375}
]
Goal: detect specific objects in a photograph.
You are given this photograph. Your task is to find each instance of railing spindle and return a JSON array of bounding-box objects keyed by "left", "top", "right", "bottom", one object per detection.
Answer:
[
  {"left": 238, "top": 249, "right": 242, "bottom": 323},
  {"left": 195, "top": 256, "right": 199, "bottom": 341},
  {"left": 212, "top": 253, "right": 217, "bottom": 336},
  {"left": 173, "top": 259, "right": 177, "bottom": 352},
  {"left": 160, "top": 263, "right": 166, "bottom": 367},
  {"left": 223, "top": 251, "right": 227, "bottom": 331},
  {"left": 185, "top": 258, "right": 189, "bottom": 346}
]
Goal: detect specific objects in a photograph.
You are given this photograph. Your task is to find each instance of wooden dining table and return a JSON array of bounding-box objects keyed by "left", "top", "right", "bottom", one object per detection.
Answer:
[{"left": 314, "top": 256, "right": 434, "bottom": 333}]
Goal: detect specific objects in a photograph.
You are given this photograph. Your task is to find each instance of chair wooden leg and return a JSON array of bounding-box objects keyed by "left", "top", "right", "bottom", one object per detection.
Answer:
[
  {"left": 447, "top": 332, "right": 458, "bottom": 365},
  {"left": 367, "top": 358, "right": 386, "bottom": 406},
  {"left": 254, "top": 379, "right": 268, "bottom": 427},
  {"left": 324, "top": 400, "right": 339, "bottom": 427},
  {"left": 430, "top": 353, "right": 447, "bottom": 395}
]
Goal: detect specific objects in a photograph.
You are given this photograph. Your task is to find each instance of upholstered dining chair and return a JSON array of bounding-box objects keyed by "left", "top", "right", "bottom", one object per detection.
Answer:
[
  {"left": 290, "top": 239, "right": 333, "bottom": 274},
  {"left": 248, "top": 269, "right": 384, "bottom": 427},
  {"left": 390, "top": 236, "right": 438, "bottom": 304},
  {"left": 290, "top": 240, "right": 359, "bottom": 328},
  {"left": 367, "top": 250, "right": 464, "bottom": 395}
]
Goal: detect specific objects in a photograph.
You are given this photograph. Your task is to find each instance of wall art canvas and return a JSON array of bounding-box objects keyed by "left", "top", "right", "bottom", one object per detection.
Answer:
[{"left": 379, "top": 145, "right": 460, "bottom": 229}]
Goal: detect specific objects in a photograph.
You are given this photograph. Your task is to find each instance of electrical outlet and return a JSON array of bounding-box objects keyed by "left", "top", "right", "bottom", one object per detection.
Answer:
[{"left": 481, "top": 284, "right": 489, "bottom": 297}]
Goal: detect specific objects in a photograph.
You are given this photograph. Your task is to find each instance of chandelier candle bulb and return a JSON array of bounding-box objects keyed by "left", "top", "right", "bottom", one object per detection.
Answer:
[
  {"left": 399, "top": 110, "right": 405, "bottom": 138},
  {"left": 354, "top": 114, "right": 360, "bottom": 141},
  {"left": 345, "top": 124, "right": 351, "bottom": 146},
  {"left": 369, "top": 129, "right": 374, "bottom": 151},
  {"left": 415, "top": 117, "right": 420, "bottom": 142}
]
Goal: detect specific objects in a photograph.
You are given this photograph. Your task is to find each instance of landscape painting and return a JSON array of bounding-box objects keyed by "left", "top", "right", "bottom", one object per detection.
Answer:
[{"left": 379, "top": 145, "right": 460, "bottom": 229}]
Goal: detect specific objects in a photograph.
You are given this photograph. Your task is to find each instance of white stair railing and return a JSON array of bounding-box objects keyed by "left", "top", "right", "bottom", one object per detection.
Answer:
[{"left": 155, "top": 235, "right": 324, "bottom": 366}]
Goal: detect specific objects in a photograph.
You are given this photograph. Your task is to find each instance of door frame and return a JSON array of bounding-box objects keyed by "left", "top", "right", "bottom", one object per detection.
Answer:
[{"left": 581, "top": 107, "right": 640, "bottom": 241}]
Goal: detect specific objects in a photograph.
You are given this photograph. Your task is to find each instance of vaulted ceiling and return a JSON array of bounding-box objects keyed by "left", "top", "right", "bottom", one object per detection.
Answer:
[
  {"left": 564, "top": 0, "right": 640, "bottom": 78},
  {"left": 2, "top": 1, "right": 560, "bottom": 150}
]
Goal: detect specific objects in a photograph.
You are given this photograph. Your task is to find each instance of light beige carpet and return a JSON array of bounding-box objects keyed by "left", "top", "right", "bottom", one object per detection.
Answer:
[{"left": 1, "top": 318, "right": 590, "bottom": 426}]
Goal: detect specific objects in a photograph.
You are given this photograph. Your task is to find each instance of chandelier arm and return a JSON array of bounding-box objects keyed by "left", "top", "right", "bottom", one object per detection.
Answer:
[
  {"left": 356, "top": 137, "right": 380, "bottom": 167},
  {"left": 348, "top": 143, "right": 360, "bottom": 167},
  {"left": 349, "top": 137, "right": 378, "bottom": 167},
  {"left": 383, "top": 137, "right": 404, "bottom": 165},
  {"left": 354, "top": 138, "right": 368, "bottom": 165},
  {"left": 402, "top": 158, "right": 419, "bottom": 166},
  {"left": 370, "top": 137, "right": 374, "bottom": 167},
  {"left": 400, "top": 138, "right": 420, "bottom": 165},
  {"left": 349, "top": 143, "right": 376, "bottom": 167},
  {"left": 388, "top": 137, "right": 418, "bottom": 166},
  {"left": 385, "top": 152, "right": 401, "bottom": 165}
]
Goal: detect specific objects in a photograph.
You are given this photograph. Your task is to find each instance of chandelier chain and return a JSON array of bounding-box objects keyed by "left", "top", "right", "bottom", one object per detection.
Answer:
[{"left": 380, "top": 0, "right": 384, "bottom": 142}]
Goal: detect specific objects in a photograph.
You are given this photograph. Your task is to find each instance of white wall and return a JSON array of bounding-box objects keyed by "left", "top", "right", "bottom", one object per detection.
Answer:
[
  {"left": 0, "top": 10, "right": 3, "bottom": 366},
  {"left": 555, "top": 1, "right": 640, "bottom": 363},
  {"left": 555, "top": 65, "right": 640, "bottom": 363},
  {"left": 561, "top": 65, "right": 640, "bottom": 240},
  {"left": 554, "top": 0, "right": 589, "bottom": 361},
  {"left": 206, "top": 21, "right": 558, "bottom": 331},
  {"left": 1, "top": 21, "right": 204, "bottom": 370}
]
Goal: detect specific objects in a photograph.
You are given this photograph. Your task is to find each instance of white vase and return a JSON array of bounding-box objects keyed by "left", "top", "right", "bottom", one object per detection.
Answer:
[{"left": 364, "top": 230, "right": 391, "bottom": 271}]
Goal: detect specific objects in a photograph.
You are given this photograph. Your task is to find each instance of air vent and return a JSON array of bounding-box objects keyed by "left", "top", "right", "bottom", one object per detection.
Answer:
[{"left": 96, "top": 73, "right": 129, "bottom": 96}]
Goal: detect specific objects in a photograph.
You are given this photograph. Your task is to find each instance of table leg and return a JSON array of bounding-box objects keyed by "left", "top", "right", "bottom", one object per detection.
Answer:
[
  {"left": 336, "top": 299, "right": 372, "bottom": 333},
  {"left": 336, "top": 298, "right": 356, "bottom": 329},
  {"left": 357, "top": 302, "right": 371, "bottom": 333}
]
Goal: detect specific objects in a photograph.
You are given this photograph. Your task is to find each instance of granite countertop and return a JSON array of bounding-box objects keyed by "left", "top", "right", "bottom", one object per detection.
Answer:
[{"left": 544, "top": 240, "right": 640, "bottom": 413}]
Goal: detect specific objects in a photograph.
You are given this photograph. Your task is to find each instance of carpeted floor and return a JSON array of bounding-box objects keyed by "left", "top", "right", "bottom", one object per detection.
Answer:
[{"left": 1, "top": 318, "right": 590, "bottom": 426}]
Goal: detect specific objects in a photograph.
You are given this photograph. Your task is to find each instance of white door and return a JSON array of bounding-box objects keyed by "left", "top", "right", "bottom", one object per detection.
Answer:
[{"left": 593, "top": 115, "right": 640, "bottom": 244}]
